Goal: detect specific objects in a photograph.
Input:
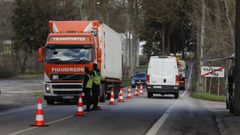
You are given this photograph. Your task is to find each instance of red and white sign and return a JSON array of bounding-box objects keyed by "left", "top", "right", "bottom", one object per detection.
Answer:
[{"left": 201, "top": 66, "right": 224, "bottom": 78}]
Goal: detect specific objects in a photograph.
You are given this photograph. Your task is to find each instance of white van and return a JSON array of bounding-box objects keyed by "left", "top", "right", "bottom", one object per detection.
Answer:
[{"left": 146, "top": 56, "right": 179, "bottom": 98}]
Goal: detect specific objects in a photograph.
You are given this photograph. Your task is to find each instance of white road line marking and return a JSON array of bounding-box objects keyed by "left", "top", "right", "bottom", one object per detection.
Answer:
[
  {"left": 45, "top": 115, "right": 73, "bottom": 125},
  {"left": 9, "top": 127, "right": 38, "bottom": 135},
  {"left": 0, "top": 106, "right": 36, "bottom": 116},
  {"left": 145, "top": 62, "right": 193, "bottom": 135},
  {"left": 181, "top": 62, "right": 193, "bottom": 97},
  {"left": 8, "top": 115, "right": 73, "bottom": 135},
  {"left": 0, "top": 117, "right": 8, "bottom": 120},
  {"left": 8, "top": 102, "right": 113, "bottom": 135},
  {"left": 145, "top": 111, "right": 170, "bottom": 135}
]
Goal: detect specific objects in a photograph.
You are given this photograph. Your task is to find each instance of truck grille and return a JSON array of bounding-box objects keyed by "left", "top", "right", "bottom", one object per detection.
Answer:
[
  {"left": 53, "top": 91, "right": 81, "bottom": 95},
  {"left": 51, "top": 74, "right": 83, "bottom": 80},
  {"left": 52, "top": 84, "right": 82, "bottom": 89}
]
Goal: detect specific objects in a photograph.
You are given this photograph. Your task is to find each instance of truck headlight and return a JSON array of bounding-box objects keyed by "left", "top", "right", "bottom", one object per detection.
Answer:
[
  {"left": 45, "top": 84, "right": 51, "bottom": 93},
  {"left": 131, "top": 79, "right": 135, "bottom": 83},
  {"left": 52, "top": 75, "right": 59, "bottom": 80}
]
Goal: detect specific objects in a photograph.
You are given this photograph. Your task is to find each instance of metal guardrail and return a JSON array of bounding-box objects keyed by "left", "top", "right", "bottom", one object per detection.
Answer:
[{"left": 204, "top": 54, "right": 234, "bottom": 64}]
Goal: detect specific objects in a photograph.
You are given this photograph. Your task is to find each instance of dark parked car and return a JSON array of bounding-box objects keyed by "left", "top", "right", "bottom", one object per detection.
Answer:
[{"left": 131, "top": 73, "right": 146, "bottom": 88}]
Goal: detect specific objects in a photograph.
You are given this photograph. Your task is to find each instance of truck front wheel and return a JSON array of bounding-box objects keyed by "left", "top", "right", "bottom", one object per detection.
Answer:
[
  {"left": 180, "top": 83, "right": 185, "bottom": 90},
  {"left": 114, "top": 84, "right": 120, "bottom": 99},
  {"left": 46, "top": 100, "right": 55, "bottom": 105},
  {"left": 174, "top": 92, "right": 179, "bottom": 99},
  {"left": 100, "top": 84, "right": 106, "bottom": 102},
  {"left": 147, "top": 92, "right": 153, "bottom": 98}
]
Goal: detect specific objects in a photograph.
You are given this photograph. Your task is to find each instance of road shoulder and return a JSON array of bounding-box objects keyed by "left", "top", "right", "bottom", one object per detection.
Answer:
[{"left": 198, "top": 99, "right": 240, "bottom": 135}]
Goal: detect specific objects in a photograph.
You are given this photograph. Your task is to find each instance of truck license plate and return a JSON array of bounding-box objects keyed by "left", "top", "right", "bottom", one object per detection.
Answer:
[
  {"left": 154, "top": 86, "right": 162, "bottom": 89},
  {"left": 63, "top": 96, "right": 73, "bottom": 99}
]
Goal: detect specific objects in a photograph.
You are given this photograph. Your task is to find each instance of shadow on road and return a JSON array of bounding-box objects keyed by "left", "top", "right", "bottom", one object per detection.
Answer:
[
  {"left": 48, "top": 101, "right": 78, "bottom": 106},
  {"left": 147, "top": 95, "right": 176, "bottom": 99}
]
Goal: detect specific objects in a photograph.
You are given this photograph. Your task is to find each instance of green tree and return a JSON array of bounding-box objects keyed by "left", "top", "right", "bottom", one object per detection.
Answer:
[
  {"left": 11, "top": 0, "right": 78, "bottom": 74},
  {"left": 140, "top": 0, "right": 192, "bottom": 58}
]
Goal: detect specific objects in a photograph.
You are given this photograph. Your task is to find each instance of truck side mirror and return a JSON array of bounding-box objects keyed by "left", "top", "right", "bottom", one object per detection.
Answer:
[
  {"left": 38, "top": 48, "right": 43, "bottom": 63},
  {"left": 97, "top": 48, "right": 102, "bottom": 62}
]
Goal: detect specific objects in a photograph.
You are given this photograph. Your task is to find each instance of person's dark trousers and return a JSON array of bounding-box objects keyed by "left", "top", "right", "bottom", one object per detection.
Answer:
[
  {"left": 92, "top": 84, "right": 100, "bottom": 109},
  {"left": 83, "top": 88, "right": 92, "bottom": 110}
]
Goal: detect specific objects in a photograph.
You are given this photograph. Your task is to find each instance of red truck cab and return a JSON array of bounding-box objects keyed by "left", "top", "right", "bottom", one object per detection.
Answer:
[{"left": 38, "top": 21, "right": 102, "bottom": 104}]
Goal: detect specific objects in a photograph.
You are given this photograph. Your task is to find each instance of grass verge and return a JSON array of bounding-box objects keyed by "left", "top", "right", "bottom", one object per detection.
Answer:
[
  {"left": 16, "top": 74, "right": 43, "bottom": 79},
  {"left": 190, "top": 92, "right": 226, "bottom": 102},
  {"left": 34, "top": 91, "right": 43, "bottom": 97}
]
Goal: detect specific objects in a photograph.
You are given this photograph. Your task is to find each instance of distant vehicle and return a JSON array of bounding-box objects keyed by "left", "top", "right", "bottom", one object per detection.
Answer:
[
  {"left": 146, "top": 56, "right": 179, "bottom": 98},
  {"left": 131, "top": 73, "right": 146, "bottom": 87},
  {"left": 38, "top": 20, "right": 122, "bottom": 104},
  {"left": 176, "top": 51, "right": 182, "bottom": 59},
  {"left": 177, "top": 60, "right": 187, "bottom": 90}
]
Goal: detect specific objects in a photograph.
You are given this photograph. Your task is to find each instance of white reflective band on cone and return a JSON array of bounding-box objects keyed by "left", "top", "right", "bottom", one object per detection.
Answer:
[
  {"left": 78, "top": 107, "right": 83, "bottom": 111},
  {"left": 36, "top": 115, "right": 44, "bottom": 120},
  {"left": 37, "top": 104, "right": 42, "bottom": 109},
  {"left": 78, "top": 98, "right": 82, "bottom": 103}
]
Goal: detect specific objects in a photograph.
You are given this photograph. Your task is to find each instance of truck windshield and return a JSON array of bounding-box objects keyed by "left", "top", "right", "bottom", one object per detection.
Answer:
[{"left": 45, "top": 44, "right": 92, "bottom": 64}]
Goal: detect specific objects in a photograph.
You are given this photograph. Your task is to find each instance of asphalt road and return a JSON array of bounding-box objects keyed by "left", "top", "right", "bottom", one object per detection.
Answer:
[
  {"left": 0, "top": 63, "right": 220, "bottom": 135},
  {"left": 0, "top": 89, "right": 220, "bottom": 135},
  {"left": 0, "top": 79, "right": 42, "bottom": 110}
]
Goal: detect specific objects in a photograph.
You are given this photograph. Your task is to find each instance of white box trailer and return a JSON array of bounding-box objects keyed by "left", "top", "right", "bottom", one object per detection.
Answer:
[
  {"left": 98, "top": 24, "right": 122, "bottom": 99},
  {"left": 99, "top": 24, "right": 122, "bottom": 80}
]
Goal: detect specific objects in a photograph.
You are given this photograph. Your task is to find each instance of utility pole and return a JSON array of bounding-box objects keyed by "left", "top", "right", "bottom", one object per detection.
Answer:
[
  {"left": 234, "top": 0, "right": 240, "bottom": 115},
  {"left": 162, "top": 27, "right": 165, "bottom": 54},
  {"left": 197, "top": 1, "right": 206, "bottom": 93}
]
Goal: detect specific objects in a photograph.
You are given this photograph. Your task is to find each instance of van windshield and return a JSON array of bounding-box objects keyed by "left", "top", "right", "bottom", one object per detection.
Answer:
[{"left": 45, "top": 44, "right": 92, "bottom": 64}]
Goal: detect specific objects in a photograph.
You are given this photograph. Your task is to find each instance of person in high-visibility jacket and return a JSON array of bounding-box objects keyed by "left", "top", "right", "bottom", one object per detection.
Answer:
[
  {"left": 83, "top": 67, "right": 93, "bottom": 112},
  {"left": 91, "top": 63, "right": 101, "bottom": 110}
]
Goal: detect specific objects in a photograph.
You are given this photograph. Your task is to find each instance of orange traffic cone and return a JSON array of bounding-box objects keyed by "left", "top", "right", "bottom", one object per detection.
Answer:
[
  {"left": 109, "top": 88, "right": 116, "bottom": 105},
  {"left": 118, "top": 87, "right": 124, "bottom": 102},
  {"left": 134, "top": 85, "right": 139, "bottom": 96},
  {"left": 75, "top": 93, "right": 85, "bottom": 116},
  {"left": 127, "top": 86, "right": 132, "bottom": 99},
  {"left": 139, "top": 84, "right": 144, "bottom": 95},
  {"left": 97, "top": 98, "right": 102, "bottom": 110},
  {"left": 33, "top": 98, "right": 46, "bottom": 126}
]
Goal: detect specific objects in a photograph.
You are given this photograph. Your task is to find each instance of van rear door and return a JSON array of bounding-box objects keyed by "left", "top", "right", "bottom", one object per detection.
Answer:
[{"left": 149, "top": 58, "right": 177, "bottom": 86}]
